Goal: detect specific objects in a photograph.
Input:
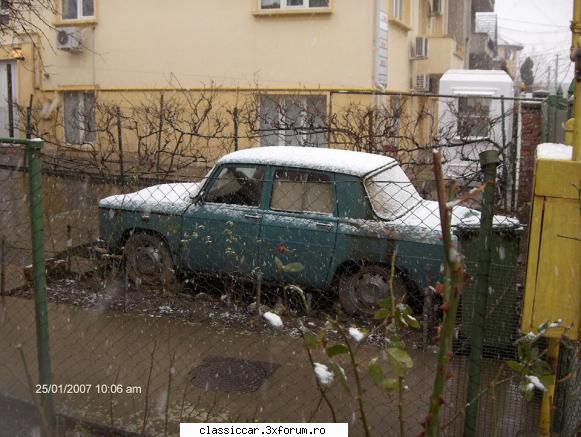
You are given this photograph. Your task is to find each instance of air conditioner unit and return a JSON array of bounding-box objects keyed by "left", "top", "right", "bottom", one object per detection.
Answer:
[
  {"left": 415, "top": 74, "right": 430, "bottom": 92},
  {"left": 56, "top": 27, "right": 83, "bottom": 51},
  {"left": 431, "top": 0, "right": 443, "bottom": 16},
  {"left": 414, "top": 36, "right": 428, "bottom": 58}
]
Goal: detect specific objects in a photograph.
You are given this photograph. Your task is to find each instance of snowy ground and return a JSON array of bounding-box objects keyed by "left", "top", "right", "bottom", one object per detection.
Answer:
[
  {"left": 0, "top": 270, "right": 542, "bottom": 437},
  {"left": 4, "top": 273, "right": 427, "bottom": 350}
]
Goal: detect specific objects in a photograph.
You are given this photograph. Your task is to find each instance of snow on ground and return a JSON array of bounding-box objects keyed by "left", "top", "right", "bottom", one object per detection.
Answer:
[
  {"left": 536, "top": 143, "right": 573, "bottom": 161},
  {"left": 348, "top": 327, "right": 365, "bottom": 342},
  {"left": 263, "top": 311, "right": 283, "bottom": 329},
  {"left": 313, "top": 363, "right": 334, "bottom": 386}
]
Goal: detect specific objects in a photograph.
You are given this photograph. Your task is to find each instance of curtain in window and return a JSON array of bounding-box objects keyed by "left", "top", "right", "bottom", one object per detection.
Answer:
[
  {"left": 64, "top": 92, "right": 81, "bottom": 143},
  {"left": 62, "top": 0, "right": 77, "bottom": 19},
  {"left": 82, "top": 0, "right": 94, "bottom": 16},
  {"left": 260, "top": 0, "right": 281, "bottom": 9}
]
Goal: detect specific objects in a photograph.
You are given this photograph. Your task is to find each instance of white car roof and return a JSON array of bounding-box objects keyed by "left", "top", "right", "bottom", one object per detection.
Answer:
[{"left": 218, "top": 146, "right": 396, "bottom": 177}]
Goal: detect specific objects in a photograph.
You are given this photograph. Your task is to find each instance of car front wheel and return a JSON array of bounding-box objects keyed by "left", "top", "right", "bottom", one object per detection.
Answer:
[
  {"left": 338, "top": 265, "right": 408, "bottom": 316},
  {"left": 124, "top": 232, "right": 176, "bottom": 291}
]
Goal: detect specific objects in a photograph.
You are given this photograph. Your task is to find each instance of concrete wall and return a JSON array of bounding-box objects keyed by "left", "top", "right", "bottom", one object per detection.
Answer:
[{"left": 416, "top": 37, "right": 464, "bottom": 75}]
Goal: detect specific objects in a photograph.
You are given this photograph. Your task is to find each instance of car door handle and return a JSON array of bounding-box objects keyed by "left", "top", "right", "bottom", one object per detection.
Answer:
[
  {"left": 244, "top": 214, "right": 261, "bottom": 221},
  {"left": 316, "top": 222, "right": 335, "bottom": 230}
]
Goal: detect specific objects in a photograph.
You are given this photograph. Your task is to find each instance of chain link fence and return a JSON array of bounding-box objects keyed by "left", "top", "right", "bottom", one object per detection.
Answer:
[{"left": 0, "top": 91, "right": 578, "bottom": 436}]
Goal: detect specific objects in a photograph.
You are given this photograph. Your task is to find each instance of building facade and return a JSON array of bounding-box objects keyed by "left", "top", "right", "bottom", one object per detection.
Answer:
[{"left": 0, "top": 0, "right": 469, "bottom": 157}]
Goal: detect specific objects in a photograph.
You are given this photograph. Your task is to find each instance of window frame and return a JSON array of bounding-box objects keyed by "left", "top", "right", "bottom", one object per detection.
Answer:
[
  {"left": 258, "top": 0, "right": 330, "bottom": 11},
  {"left": 363, "top": 163, "right": 422, "bottom": 221},
  {"left": 456, "top": 96, "right": 492, "bottom": 139},
  {"left": 269, "top": 168, "right": 336, "bottom": 216},
  {"left": 203, "top": 165, "right": 266, "bottom": 208},
  {"left": 391, "top": 0, "right": 403, "bottom": 21},
  {"left": 63, "top": 91, "right": 96, "bottom": 145},
  {"left": 61, "top": 0, "right": 95, "bottom": 21}
]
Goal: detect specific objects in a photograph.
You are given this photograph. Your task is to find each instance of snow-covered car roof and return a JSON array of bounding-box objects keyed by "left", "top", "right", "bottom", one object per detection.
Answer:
[{"left": 218, "top": 146, "right": 396, "bottom": 177}]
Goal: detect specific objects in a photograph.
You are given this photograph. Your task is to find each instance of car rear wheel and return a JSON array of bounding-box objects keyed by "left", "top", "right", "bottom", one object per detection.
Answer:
[
  {"left": 338, "top": 265, "right": 408, "bottom": 316},
  {"left": 124, "top": 232, "right": 177, "bottom": 291}
]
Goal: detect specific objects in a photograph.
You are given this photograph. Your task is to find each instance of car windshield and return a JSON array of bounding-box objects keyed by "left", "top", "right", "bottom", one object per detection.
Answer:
[{"left": 365, "top": 165, "right": 422, "bottom": 220}]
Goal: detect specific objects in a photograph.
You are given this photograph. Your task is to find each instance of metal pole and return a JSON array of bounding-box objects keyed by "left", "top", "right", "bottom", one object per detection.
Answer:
[
  {"left": 233, "top": 107, "right": 239, "bottom": 152},
  {"left": 26, "top": 95, "right": 33, "bottom": 139},
  {"left": 6, "top": 64, "right": 14, "bottom": 138},
  {"left": 156, "top": 94, "right": 164, "bottom": 182},
  {"left": 500, "top": 96, "right": 507, "bottom": 211},
  {"left": 511, "top": 101, "right": 520, "bottom": 213},
  {"left": 463, "top": 150, "right": 499, "bottom": 437},
  {"left": 116, "top": 106, "right": 125, "bottom": 186},
  {"left": 571, "top": 0, "right": 581, "bottom": 161},
  {"left": 367, "top": 110, "right": 375, "bottom": 153},
  {"left": 540, "top": 338, "right": 560, "bottom": 436},
  {"left": 26, "top": 138, "right": 55, "bottom": 432},
  {"left": 555, "top": 54, "right": 559, "bottom": 94}
]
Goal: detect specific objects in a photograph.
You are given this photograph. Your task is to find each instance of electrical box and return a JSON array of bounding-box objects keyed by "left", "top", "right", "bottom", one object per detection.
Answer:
[{"left": 521, "top": 145, "right": 581, "bottom": 340}]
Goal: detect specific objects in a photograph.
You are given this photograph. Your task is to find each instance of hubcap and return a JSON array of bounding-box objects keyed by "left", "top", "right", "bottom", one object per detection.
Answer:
[
  {"left": 134, "top": 245, "right": 162, "bottom": 278},
  {"left": 354, "top": 273, "right": 388, "bottom": 307}
]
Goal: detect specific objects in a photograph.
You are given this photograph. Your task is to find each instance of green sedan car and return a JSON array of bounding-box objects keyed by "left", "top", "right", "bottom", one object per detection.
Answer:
[{"left": 98, "top": 146, "right": 517, "bottom": 315}]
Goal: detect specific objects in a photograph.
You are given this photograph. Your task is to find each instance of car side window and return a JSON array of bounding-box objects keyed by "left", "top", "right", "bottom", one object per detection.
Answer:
[
  {"left": 270, "top": 169, "right": 334, "bottom": 215},
  {"left": 205, "top": 166, "right": 264, "bottom": 207}
]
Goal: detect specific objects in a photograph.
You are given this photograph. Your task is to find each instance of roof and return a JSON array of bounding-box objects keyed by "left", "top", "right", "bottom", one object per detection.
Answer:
[
  {"left": 497, "top": 36, "right": 524, "bottom": 50},
  {"left": 217, "top": 146, "right": 396, "bottom": 177},
  {"left": 441, "top": 69, "right": 514, "bottom": 84},
  {"left": 439, "top": 70, "right": 514, "bottom": 95}
]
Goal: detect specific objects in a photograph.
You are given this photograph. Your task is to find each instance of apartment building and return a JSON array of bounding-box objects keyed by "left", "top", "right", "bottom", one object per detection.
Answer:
[{"left": 0, "top": 0, "right": 469, "bottom": 151}]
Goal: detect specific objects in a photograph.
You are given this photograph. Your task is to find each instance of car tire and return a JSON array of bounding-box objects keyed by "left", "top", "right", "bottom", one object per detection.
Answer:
[
  {"left": 124, "top": 232, "right": 177, "bottom": 291},
  {"left": 338, "top": 265, "right": 408, "bottom": 316}
]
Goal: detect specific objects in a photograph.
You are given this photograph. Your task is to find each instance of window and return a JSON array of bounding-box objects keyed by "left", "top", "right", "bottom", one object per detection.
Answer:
[
  {"left": 392, "top": 0, "right": 403, "bottom": 20},
  {"left": 0, "top": 0, "right": 10, "bottom": 25},
  {"left": 205, "top": 166, "right": 264, "bottom": 207},
  {"left": 62, "top": 0, "right": 94, "bottom": 20},
  {"left": 64, "top": 91, "right": 96, "bottom": 144},
  {"left": 259, "top": 95, "right": 327, "bottom": 147},
  {"left": 457, "top": 97, "right": 491, "bottom": 138},
  {"left": 271, "top": 170, "right": 334, "bottom": 215},
  {"left": 365, "top": 165, "right": 422, "bottom": 220},
  {"left": 259, "top": 0, "right": 329, "bottom": 10}
]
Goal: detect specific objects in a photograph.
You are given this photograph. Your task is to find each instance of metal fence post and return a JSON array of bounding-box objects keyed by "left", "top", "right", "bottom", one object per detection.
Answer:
[
  {"left": 463, "top": 149, "right": 499, "bottom": 437},
  {"left": 26, "top": 138, "right": 55, "bottom": 431},
  {"left": 116, "top": 106, "right": 125, "bottom": 186},
  {"left": 7, "top": 63, "right": 14, "bottom": 138},
  {"left": 233, "top": 107, "right": 239, "bottom": 152}
]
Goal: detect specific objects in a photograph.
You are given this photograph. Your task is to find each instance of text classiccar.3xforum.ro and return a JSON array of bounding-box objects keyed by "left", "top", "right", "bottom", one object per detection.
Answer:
[
  {"left": 180, "top": 423, "right": 349, "bottom": 436},
  {"left": 196, "top": 425, "right": 326, "bottom": 434}
]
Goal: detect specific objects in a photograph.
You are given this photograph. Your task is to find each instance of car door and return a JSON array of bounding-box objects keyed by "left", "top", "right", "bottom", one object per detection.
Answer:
[
  {"left": 182, "top": 165, "right": 265, "bottom": 276},
  {"left": 259, "top": 168, "right": 338, "bottom": 289}
]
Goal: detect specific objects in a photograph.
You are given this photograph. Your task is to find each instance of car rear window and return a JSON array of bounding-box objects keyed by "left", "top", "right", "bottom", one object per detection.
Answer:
[{"left": 365, "top": 166, "right": 422, "bottom": 220}]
